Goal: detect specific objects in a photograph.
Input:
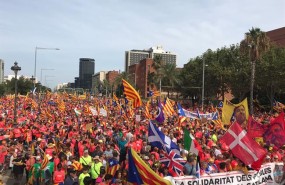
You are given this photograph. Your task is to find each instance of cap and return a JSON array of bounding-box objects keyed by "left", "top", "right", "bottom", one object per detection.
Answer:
[
  {"left": 67, "top": 161, "right": 72, "bottom": 166},
  {"left": 36, "top": 156, "right": 41, "bottom": 161},
  {"left": 84, "top": 150, "right": 88, "bottom": 153}
]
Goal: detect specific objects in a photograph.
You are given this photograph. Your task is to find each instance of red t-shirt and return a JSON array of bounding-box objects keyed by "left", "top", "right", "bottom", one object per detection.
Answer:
[{"left": 53, "top": 169, "right": 65, "bottom": 183}]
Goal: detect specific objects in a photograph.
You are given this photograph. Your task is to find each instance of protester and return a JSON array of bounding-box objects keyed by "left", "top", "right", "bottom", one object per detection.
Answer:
[{"left": 0, "top": 92, "right": 284, "bottom": 185}]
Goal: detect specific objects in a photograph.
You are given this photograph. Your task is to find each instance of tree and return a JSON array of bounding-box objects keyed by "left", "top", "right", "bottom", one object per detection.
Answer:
[
  {"left": 255, "top": 46, "right": 285, "bottom": 110},
  {"left": 240, "top": 27, "right": 270, "bottom": 114}
]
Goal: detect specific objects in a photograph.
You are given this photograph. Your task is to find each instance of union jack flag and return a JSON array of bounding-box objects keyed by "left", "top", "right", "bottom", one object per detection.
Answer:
[{"left": 159, "top": 150, "right": 186, "bottom": 176}]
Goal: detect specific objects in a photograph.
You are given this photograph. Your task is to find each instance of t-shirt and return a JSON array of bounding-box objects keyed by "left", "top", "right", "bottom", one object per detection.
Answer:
[
  {"left": 33, "top": 163, "right": 41, "bottom": 178},
  {"left": 79, "top": 173, "right": 90, "bottom": 185},
  {"left": 53, "top": 169, "right": 65, "bottom": 183},
  {"left": 90, "top": 162, "right": 102, "bottom": 179},
  {"left": 79, "top": 155, "right": 92, "bottom": 167}
]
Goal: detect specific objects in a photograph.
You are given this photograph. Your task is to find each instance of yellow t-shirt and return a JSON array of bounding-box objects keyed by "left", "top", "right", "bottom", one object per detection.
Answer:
[{"left": 79, "top": 173, "right": 90, "bottom": 185}]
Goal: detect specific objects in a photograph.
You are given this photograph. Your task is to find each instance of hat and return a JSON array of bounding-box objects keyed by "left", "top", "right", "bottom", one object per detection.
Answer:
[
  {"left": 266, "top": 155, "right": 271, "bottom": 159},
  {"left": 93, "top": 156, "right": 100, "bottom": 160},
  {"left": 84, "top": 150, "right": 88, "bottom": 153},
  {"left": 37, "top": 138, "right": 42, "bottom": 142},
  {"left": 36, "top": 156, "right": 41, "bottom": 161},
  {"left": 67, "top": 161, "right": 72, "bottom": 166},
  {"left": 98, "top": 140, "right": 103, "bottom": 143}
]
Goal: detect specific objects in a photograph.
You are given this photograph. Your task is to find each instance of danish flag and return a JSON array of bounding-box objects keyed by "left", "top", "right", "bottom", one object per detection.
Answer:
[{"left": 220, "top": 122, "right": 266, "bottom": 165}]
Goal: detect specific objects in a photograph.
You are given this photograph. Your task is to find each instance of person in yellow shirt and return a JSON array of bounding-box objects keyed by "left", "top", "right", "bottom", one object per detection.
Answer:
[
  {"left": 79, "top": 150, "right": 92, "bottom": 168},
  {"left": 90, "top": 155, "right": 102, "bottom": 184},
  {"left": 78, "top": 167, "right": 90, "bottom": 185}
]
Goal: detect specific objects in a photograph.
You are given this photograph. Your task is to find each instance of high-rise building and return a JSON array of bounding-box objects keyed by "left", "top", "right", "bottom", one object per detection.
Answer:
[
  {"left": 0, "top": 59, "right": 4, "bottom": 84},
  {"left": 79, "top": 58, "right": 95, "bottom": 90},
  {"left": 125, "top": 45, "right": 177, "bottom": 72}
]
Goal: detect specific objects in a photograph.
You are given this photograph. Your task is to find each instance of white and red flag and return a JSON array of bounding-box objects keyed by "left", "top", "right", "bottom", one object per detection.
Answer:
[{"left": 220, "top": 122, "right": 266, "bottom": 166}]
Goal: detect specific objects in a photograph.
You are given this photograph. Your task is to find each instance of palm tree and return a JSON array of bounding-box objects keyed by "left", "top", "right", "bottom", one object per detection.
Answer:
[
  {"left": 152, "top": 55, "right": 165, "bottom": 93},
  {"left": 241, "top": 27, "right": 270, "bottom": 114}
]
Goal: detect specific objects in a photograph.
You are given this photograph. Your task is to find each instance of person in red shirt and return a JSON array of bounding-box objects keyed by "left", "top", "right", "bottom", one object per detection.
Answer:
[
  {"left": 45, "top": 143, "right": 55, "bottom": 156},
  {"left": 53, "top": 163, "right": 65, "bottom": 185}
]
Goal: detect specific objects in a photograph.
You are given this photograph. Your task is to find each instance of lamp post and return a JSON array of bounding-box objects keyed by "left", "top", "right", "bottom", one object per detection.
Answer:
[
  {"left": 44, "top": 75, "right": 55, "bottom": 87},
  {"left": 11, "top": 62, "right": 21, "bottom": 125},
  {"left": 201, "top": 59, "right": 208, "bottom": 111},
  {"left": 41, "top": 68, "right": 55, "bottom": 85},
  {"left": 34, "top": 47, "right": 59, "bottom": 88}
]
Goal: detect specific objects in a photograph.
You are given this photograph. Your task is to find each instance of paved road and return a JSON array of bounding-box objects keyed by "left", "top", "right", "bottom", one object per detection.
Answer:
[{"left": 0, "top": 170, "right": 26, "bottom": 185}]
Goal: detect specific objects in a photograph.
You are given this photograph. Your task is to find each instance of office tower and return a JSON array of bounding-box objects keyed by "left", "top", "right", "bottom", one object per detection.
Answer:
[
  {"left": 79, "top": 58, "right": 95, "bottom": 89},
  {"left": 0, "top": 60, "right": 4, "bottom": 84},
  {"left": 125, "top": 45, "right": 177, "bottom": 72}
]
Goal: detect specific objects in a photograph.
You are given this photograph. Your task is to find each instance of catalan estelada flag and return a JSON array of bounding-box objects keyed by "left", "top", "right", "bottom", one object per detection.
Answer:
[
  {"left": 122, "top": 79, "right": 142, "bottom": 108},
  {"left": 40, "top": 153, "right": 49, "bottom": 170},
  {"left": 106, "top": 158, "right": 120, "bottom": 176},
  {"left": 127, "top": 148, "right": 171, "bottom": 185}
]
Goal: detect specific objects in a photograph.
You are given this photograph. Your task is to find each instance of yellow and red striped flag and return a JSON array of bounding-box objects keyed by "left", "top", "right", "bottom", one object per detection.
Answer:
[
  {"left": 163, "top": 98, "right": 176, "bottom": 117},
  {"left": 40, "top": 153, "right": 49, "bottom": 170},
  {"left": 122, "top": 79, "right": 142, "bottom": 108},
  {"left": 144, "top": 101, "right": 151, "bottom": 119}
]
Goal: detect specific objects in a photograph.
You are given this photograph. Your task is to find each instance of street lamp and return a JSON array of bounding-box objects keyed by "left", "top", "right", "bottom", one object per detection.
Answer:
[
  {"left": 201, "top": 59, "right": 208, "bottom": 111},
  {"left": 41, "top": 68, "right": 54, "bottom": 85},
  {"left": 34, "top": 47, "right": 60, "bottom": 88},
  {"left": 44, "top": 75, "right": 55, "bottom": 87},
  {"left": 11, "top": 62, "right": 21, "bottom": 125}
]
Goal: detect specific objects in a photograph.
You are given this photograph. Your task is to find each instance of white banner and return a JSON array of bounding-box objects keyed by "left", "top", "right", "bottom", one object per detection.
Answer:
[
  {"left": 183, "top": 109, "right": 216, "bottom": 120},
  {"left": 174, "top": 163, "right": 284, "bottom": 185}
]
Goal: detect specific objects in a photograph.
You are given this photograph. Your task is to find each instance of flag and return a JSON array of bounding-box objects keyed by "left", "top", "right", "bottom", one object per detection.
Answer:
[
  {"left": 211, "top": 112, "right": 219, "bottom": 120},
  {"left": 217, "top": 101, "right": 223, "bottom": 108},
  {"left": 127, "top": 148, "right": 172, "bottom": 185},
  {"left": 122, "top": 79, "right": 142, "bottom": 108},
  {"left": 74, "top": 108, "right": 82, "bottom": 116},
  {"left": 183, "top": 129, "right": 199, "bottom": 155},
  {"left": 32, "top": 87, "right": 37, "bottom": 95},
  {"left": 155, "top": 102, "right": 165, "bottom": 123},
  {"left": 177, "top": 103, "right": 185, "bottom": 117},
  {"left": 148, "top": 121, "right": 180, "bottom": 154},
  {"left": 177, "top": 103, "right": 186, "bottom": 125},
  {"left": 196, "top": 108, "right": 201, "bottom": 119},
  {"left": 273, "top": 100, "right": 285, "bottom": 111},
  {"left": 222, "top": 98, "right": 249, "bottom": 125},
  {"left": 247, "top": 116, "right": 265, "bottom": 138},
  {"left": 196, "top": 162, "right": 201, "bottom": 178},
  {"left": 163, "top": 98, "right": 175, "bottom": 116},
  {"left": 144, "top": 101, "right": 151, "bottom": 119},
  {"left": 220, "top": 122, "right": 266, "bottom": 165},
  {"left": 212, "top": 119, "right": 225, "bottom": 130},
  {"left": 148, "top": 90, "right": 160, "bottom": 97},
  {"left": 107, "top": 159, "right": 120, "bottom": 176},
  {"left": 40, "top": 153, "right": 49, "bottom": 170},
  {"left": 159, "top": 150, "right": 186, "bottom": 177},
  {"left": 89, "top": 106, "right": 98, "bottom": 116},
  {"left": 263, "top": 112, "right": 285, "bottom": 148}
]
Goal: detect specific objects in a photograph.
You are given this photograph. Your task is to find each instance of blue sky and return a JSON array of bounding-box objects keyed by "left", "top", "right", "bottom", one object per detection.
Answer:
[{"left": 0, "top": 0, "right": 284, "bottom": 88}]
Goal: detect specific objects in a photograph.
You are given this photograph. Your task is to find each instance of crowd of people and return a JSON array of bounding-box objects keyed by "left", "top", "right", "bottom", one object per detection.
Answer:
[{"left": 0, "top": 92, "right": 284, "bottom": 185}]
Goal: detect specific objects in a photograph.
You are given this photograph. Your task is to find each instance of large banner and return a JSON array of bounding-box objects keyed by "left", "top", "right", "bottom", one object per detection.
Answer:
[{"left": 174, "top": 163, "right": 283, "bottom": 185}]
